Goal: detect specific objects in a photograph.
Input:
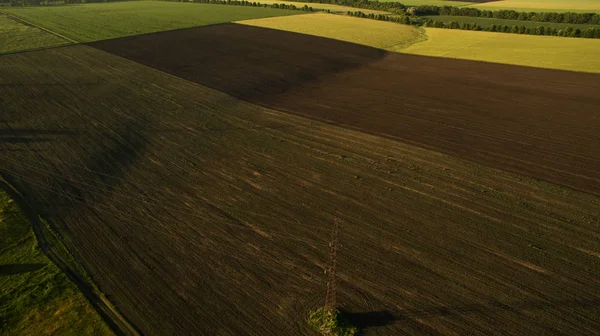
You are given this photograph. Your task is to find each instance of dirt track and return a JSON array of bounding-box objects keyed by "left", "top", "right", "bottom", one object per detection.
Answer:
[{"left": 90, "top": 23, "right": 600, "bottom": 196}]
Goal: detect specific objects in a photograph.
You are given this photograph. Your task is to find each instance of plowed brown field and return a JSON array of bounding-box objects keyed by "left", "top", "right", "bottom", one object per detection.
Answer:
[
  {"left": 90, "top": 23, "right": 600, "bottom": 196},
  {"left": 2, "top": 25, "right": 600, "bottom": 336}
]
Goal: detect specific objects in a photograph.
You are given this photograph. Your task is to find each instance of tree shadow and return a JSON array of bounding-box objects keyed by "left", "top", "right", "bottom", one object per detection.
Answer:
[
  {"left": 0, "top": 263, "right": 46, "bottom": 276},
  {"left": 339, "top": 309, "right": 398, "bottom": 333},
  {"left": 340, "top": 298, "right": 600, "bottom": 334},
  {"left": 398, "top": 298, "right": 600, "bottom": 319}
]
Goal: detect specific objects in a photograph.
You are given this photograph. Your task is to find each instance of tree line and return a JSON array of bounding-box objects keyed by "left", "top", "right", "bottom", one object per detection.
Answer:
[
  {"left": 347, "top": 11, "right": 410, "bottom": 24},
  {"left": 3, "top": 0, "right": 321, "bottom": 9},
  {"left": 161, "top": 0, "right": 323, "bottom": 11},
  {"left": 346, "top": 10, "right": 600, "bottom": 39},
  {"left": 413, "top": 5, "right": 600, "bottom": 25},
  {"left": 279, "top": 0, "right": 406, "bottom": 13},
  {"left": 165, "top": 0, "right": 320, "bottom": 11},
  {"left": 425, "top": 19, "right": 600, "bottom": 38}
]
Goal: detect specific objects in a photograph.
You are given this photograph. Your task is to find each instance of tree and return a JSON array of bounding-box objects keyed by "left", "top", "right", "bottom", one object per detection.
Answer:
[
  {"left": 536, "top": 26, "right": 545, "bottom": 35},
  {"left": 564, "top": 27, "right": 574, "bottom": 36},
  {"left": 582, "top": 28, "right": 595, "bottom": 38}
]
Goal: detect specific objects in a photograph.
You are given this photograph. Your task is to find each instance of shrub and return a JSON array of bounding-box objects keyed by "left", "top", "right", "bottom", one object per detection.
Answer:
[{"left": 307, "top": 307, "right": 357, "bottom": 336}]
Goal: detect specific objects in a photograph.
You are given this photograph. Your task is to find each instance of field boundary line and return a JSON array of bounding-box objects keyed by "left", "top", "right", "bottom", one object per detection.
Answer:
[
  {"left": 0, "top": 175, "right": 141, "bottom": 336},
  {"left": 0, "top": 43, "right": 74, "bottom": 56},
  {"left": 0, "top": 11, "right": 79, "bottom": 44}
]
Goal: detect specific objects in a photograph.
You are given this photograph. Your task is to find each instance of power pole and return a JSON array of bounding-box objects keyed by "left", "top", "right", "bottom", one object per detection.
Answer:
[{"left": 324, "top": 218, "right": 340, "bottom": 312}]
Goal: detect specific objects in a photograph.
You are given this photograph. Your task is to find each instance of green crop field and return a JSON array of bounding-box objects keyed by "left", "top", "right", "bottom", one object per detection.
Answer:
[
  {"left": 423, "top": 15, "right": 600, "bottom": 29},
  {"left": 0, "top": 191, "right": 110, "bottom": 335},
  {"left": 402, "top": 27, "right": 600, "bottom": 73},
  {"left": 469, "top": 0, "right": 600, "bottom": 13},
  {"left": 238, "top": 13, "right": 425, "bottom": 50},
  {"left": 2, "top": 1, "right": 298, "bottom": 42},
  {"left": 0, "top": 14, "right": 69, "bottom": 53}
]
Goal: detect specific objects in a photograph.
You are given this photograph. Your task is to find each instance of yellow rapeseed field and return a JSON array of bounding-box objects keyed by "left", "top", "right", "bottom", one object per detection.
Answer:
[
  {"left": 402, "top": 28, "right": 600, "bottom": 73},
  {"left": 469, "top": 0, "right": 600, "bottom": 13},
  {"left": 237, "top": 13, "right": 425, "bottom": 50}
]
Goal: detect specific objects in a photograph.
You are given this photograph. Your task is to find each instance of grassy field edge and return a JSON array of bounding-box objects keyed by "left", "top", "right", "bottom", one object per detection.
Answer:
[{"left": 0, "top": 175, "right": 140, "bottom": 336}]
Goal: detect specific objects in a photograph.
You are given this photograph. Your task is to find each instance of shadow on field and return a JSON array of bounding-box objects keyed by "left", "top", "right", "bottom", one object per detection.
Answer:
[
  {"left": 398, "top": 298, "right": 600, "bottom": 319},
  {"left": 88, "top": 23, "right": 387, "bottom": 102},
  {"left": 340, "top": 309, "right": 398, "bottom": 333},
  {"left": 343, "top": 298, "right": 600, "bottom": 333},
  {"left": 0, "top": 119, "right": 149, "bottom": 223},
  {"left": 0, "top": 263, "right": 46, "bottom": 276},
  {"left": 81, "top": 119, "right": 149, "bottom": 192}
]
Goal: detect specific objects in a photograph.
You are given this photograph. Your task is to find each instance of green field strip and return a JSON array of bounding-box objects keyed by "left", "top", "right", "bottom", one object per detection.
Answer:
[{"left": 2, "top": 1, "right": 299, "bottom": 42}]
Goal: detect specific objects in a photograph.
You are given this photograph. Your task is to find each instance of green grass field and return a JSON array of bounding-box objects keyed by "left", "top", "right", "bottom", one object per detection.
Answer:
[
  {"left": 0, "top": 14, "right": 69, "bottom": 53},
  {"left": 423, "top": 15, "right": 600, "bottom": 29},
  {"left": 238, "top": 13, "right": 425, "bottom": 50},
  {"left": 469, "top": 0, "right": 600, "bottom": 13},
  {"left": 402, "top": 27, "right": 600, "bottom": 73},
  {"left": 0, "top": 191, "right": 111, "bottom": 335},
  {"left": 3, "top": 1, "right": 298, "bottom": 42}
]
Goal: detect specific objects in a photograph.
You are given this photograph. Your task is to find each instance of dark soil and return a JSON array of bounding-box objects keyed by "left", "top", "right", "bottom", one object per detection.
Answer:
[
  {"left": 90, "top": 23, "right": 600, "bottom": 196},
  {"left": 2, "top": 24, "right": 599, "bottom": 336}
]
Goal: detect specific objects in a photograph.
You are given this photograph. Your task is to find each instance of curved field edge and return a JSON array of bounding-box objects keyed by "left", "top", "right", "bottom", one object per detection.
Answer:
[
  {"left": 401, "top": 27, "right": 600, "bottom": 73},
  {"left": 1, "top": 1, "right": 299, "bottom": 42},
  {"left": 2, "top": 43, "right": 600, "bottom": 335},
  {"left": 237, "top": 13, "right": 427, "bottom": 50},
  {"left": 0, "top": 182, "right": 112, "bottom": 335}
]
